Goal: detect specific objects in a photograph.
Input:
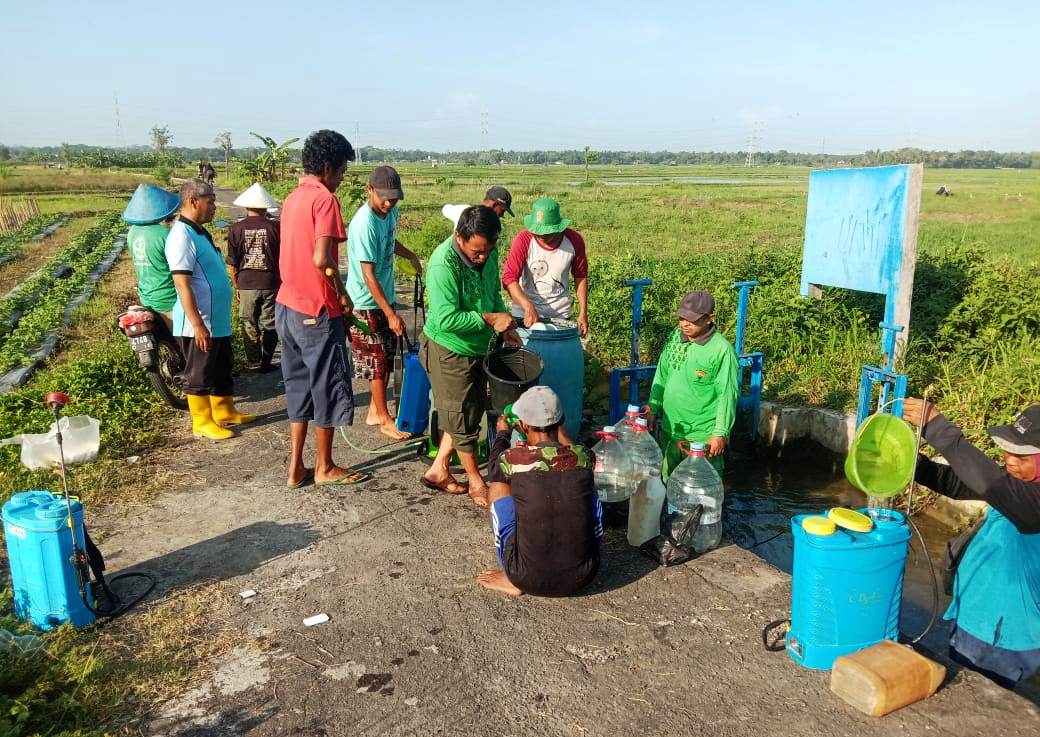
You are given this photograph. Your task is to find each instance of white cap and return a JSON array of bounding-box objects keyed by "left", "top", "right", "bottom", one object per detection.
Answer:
[
  {"left": 626, "top": 404, "right": 641, "bottom": 413},
  {"left": 512, "top": 386, "right": 563, "bottom": 427},
  {"left": 233, "top": 183, "right": 280, "bottom": 210}
]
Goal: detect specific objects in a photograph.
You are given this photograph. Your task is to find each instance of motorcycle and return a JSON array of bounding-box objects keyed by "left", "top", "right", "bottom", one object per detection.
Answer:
[{"left": 117, "top": 306, "right": 187, "bottom": 410}]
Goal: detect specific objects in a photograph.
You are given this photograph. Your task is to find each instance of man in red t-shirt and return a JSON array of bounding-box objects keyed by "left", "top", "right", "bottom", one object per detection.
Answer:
[{"left": 275, "top": 129, "right": 370, "bottom": 488}]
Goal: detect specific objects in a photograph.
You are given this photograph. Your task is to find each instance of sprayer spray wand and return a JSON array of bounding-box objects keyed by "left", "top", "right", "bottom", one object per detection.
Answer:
[{"left": 904, "top": 385, "right": 941, "bottom": 646}]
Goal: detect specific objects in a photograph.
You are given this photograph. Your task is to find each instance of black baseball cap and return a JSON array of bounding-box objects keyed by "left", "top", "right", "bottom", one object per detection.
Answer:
[
  {"left": 484, "top": 185, "right": 513, "bottom": 216},
  {"left": 676, "top": 291, "right": 715, "bottom": 322},
  {"left": 989, "top": 405, "right": 1040, "bottom": 454},
  {"left": 368, "top": 166, "right": 404, "bottom": 200}
]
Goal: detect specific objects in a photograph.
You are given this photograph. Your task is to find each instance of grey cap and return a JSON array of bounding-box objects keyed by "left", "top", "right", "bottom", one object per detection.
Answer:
[
  {"left": 484, "top": 185, "right": 513, "bottom": 216},
  {"left": 512, "top": 386, "right": 563, "bottom": 427},
  {"left": 368, "top": 166, "right": 404, "bottom": 200},
  {"left": 676, "top": 290, "right": 715, "bottom": 322},
  {"left": 988, "top": 405, "right": 1040, "bottom": 454}
]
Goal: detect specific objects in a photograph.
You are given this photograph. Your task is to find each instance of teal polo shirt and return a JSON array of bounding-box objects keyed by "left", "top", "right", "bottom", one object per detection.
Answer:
[{"left": 166, "top": 218, "right": 233, "bottom": 338}]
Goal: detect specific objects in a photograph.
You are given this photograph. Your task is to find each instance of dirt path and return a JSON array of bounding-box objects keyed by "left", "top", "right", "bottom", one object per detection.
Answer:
[{"left": 92, "top": 294, "right": 1040, "bottom": 736}]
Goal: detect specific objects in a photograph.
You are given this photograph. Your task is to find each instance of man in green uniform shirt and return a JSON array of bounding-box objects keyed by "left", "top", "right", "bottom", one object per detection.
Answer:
[
  {"left": 122, "top": 183, "right": 181, "bottom": 329},
  {"left": 649, "top": 290, "right": 738, "bottom": 479}
]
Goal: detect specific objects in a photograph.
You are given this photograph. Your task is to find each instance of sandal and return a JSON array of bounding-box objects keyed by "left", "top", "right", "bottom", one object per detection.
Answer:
[
  {"left": 317, "top": 469, "right": 371, "bottom": 486},
  {"left": 287, "top": 469, "right": 315, "bottom": 489},
  {"left": 420, "top": 475, "right": 467, "bottom": 495}
]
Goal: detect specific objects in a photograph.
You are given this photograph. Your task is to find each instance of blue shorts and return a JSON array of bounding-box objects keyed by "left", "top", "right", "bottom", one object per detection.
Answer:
[
  {"left": 275, "top": 303, "right": 355, "bottom": 429},
  {"left": 490, "top": 496, "right": 517, "bottom": 570}
]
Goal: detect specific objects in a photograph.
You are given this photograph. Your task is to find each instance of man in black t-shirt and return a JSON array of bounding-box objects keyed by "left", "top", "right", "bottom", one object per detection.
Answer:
[
  {"left": 480, "top": 386, "right": 604, "bottom": 597},
  {"left": 227, "top": 183, "right": 281, "bottom": 372}
]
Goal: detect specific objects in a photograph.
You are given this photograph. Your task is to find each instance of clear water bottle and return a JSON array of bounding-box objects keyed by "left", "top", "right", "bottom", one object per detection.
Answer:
[
  {"left": 614, "top": 404, "right": 646, "bottom": 445},
  {"left": 626, "top": 418, "right": 667, "bottom": 546},
  {"left": 592, "top": 426, "right": 636, "bottom": 502},
  {"left": 666, "top": 441, "right": 724, "bottom": 553}
]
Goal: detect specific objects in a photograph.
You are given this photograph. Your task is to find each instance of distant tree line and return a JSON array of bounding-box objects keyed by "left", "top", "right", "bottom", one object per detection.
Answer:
[{"left": 2, "top": 144, "right": 1037, "bottom": 170}]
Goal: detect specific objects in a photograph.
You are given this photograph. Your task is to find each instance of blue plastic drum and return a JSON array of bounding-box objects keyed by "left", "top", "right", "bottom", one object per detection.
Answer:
[{"left": 518, "top": 323, "right": 584, "bottom": 440}]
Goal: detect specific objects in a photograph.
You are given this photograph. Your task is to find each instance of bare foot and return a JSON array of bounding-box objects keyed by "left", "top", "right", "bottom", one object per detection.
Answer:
[
  {"left": 477, "top": 570, "right": 523, "bottom": 597},
  {"left": 421, "top": 472, "right": 467, "bottom": 494},
  {"left": 315, "top": 464, "right": 370, "bottom": 485},
  {"left": 378, "top": 419, "right": 412, "bottom": 440},
  {"left": 468, "top": 484, "right": 490, "bottom": 509}
]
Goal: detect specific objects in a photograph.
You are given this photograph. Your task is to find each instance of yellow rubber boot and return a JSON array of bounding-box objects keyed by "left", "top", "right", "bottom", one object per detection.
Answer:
[
  {"left": 187, "top": 395, "right": 234, "bottom": 440},
  {"left": 210, "top": 396, "right": 256, "bottom": 427}
]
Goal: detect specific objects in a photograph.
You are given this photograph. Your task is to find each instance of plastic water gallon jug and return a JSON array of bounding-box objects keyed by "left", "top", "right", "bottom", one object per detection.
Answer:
[
  {"left": 666, "top": 441, "right": 724, "bottom": 553},
  {"left": 614, "top": 404, "right": 646, "bottom": 445},
  {"left": 519, "top": 323, "right": 584, "bottom": 440},
  {"left": 786, "top": 508, "right": 910, "bottom": 670},
  {"left": 626, "top": 419, "right": 667, "bottom": 546},
  {"left": 2, "top": 491, "right": 95, "bottom": 630},
  {"left": 592, "top": 426, "right": 637, "bottom": 502}
]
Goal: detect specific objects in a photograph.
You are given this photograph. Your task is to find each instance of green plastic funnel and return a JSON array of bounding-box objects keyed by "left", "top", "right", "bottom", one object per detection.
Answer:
[{"left": 845, "top": 413, "right": 918, "bottom": 497}]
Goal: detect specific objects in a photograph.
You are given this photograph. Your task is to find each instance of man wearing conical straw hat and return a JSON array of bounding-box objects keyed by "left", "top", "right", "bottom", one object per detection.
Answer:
[{"left": 227, "top": 183, "right": 282, "bottom": 373}]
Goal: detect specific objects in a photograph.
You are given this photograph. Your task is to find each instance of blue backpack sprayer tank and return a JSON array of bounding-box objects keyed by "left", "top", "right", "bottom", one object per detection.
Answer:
[
  {"left": 2, "top": 392, "right": 154, "bottom": 630},
  {"left": 763, "top": 393, "right": 940, "bottom": 670}
]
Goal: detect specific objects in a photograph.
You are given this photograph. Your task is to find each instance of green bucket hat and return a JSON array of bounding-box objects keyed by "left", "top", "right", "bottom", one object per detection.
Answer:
[{"left": 523, "top": 197, "right": 571, "bottom": 236}]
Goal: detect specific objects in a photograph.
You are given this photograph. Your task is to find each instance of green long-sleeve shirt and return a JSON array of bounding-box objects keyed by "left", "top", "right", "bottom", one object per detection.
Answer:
[
  {"left": 423, "top": 235, "right": 507, "bottom": 356},
  {"left": 649, "top": 328, "right": 739, "bottom": 443}
]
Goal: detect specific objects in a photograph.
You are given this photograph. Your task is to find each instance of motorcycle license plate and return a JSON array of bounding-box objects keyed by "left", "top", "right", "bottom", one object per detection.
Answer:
[{"left": 130, "top": 334, "right": 155, "bottom": 352}]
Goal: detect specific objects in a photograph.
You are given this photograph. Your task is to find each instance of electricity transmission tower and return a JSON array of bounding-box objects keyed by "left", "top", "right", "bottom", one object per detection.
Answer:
[
  {"left": 744, "top": 121, "right": 764, "bottom": 167},
  {"left": 113, "top": 92, "right": 125, "bottom": 149},
  {"left": 480, "top": 111, "right": 489, "bottom": 153},
  {"left": 355, "top": 122, "right": 362, "bottom": 163}
]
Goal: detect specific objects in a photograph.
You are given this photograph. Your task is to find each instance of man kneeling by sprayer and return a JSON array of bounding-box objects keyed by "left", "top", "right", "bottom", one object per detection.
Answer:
[
  {"left": 902, "top": 399, "right": 1040, "bottom": 689},
  {"left": 478, "top": 386, "right": 604, "bottom": 597},
  {"left": 167, "top": 179, "right": 255, "bottom": 439}
]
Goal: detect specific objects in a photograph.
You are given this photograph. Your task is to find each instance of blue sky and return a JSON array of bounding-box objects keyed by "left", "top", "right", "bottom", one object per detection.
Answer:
[{"left": 2, "top": 1, "right": 1036, "bottom": 152}]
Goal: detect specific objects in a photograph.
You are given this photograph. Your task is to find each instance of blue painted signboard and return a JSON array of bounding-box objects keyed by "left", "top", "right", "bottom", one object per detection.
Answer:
[{"left": 800, "top": 164, "right": 921, "bottom": 357}]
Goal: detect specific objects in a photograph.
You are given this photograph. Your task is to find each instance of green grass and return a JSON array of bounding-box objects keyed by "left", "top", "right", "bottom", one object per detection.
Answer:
[{"left": 0, "top": 165, "right": 154, "bottom": 195}]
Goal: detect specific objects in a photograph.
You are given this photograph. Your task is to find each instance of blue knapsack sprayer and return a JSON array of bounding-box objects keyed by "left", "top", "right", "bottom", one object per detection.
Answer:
[{"left": 2, "top": 392, "right": 154, "bottom": 631}]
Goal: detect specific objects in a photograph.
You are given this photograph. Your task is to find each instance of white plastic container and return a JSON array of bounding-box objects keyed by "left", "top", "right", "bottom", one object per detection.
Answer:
[
  {"left": 666, "top": 441, "right": 724, "bottom": 553},
  {"left": 592, "top": 426, "right": 637, "bottom": 502},
  {"left": 0, "top": 415, "right": 100, "bottom": 470},
  {"left": 626, "top": 419, "right": 667, "bottom": 546}
]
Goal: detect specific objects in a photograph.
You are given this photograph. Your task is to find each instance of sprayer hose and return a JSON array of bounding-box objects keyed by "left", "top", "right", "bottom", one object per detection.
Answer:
[{"left": 338, "top": 426, "right": 426, "bottom": 455}]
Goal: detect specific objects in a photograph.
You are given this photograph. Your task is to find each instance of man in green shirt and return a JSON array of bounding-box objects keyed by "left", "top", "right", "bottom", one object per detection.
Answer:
[
  {"left": 122, "top": 184, "right": 180, "bottom": 328},
  {"left": 421, "top": 205, "right": 520, "bottom": 507},
  {"left": 649, "top": 290, "right": 738, "bottom": 479}
]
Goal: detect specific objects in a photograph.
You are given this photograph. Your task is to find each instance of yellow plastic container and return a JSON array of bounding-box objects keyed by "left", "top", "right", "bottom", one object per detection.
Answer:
[{"left": 830, "top": 640, "right": 945, "bottom": 716}]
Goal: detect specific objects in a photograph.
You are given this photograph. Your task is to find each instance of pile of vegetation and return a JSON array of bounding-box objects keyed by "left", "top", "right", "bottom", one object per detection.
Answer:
[{"left": 0, "top": 213, "right": 124, "bottom": 374}]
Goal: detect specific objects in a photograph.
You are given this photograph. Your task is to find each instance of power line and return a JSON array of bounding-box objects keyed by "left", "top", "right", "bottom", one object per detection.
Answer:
[{"left": 744, "top": 121, "right": 764, "bottom": 167}]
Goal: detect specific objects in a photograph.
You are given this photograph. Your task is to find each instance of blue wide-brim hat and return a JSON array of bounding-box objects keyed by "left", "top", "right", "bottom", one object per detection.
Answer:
[{"left": 122, "top": 184, "right": 180, "bottom": 225}]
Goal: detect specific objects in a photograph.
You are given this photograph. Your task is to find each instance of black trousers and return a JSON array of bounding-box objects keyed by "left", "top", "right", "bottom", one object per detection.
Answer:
[{"left": 178, "top": 336, "right": 234, "bottom": 396}]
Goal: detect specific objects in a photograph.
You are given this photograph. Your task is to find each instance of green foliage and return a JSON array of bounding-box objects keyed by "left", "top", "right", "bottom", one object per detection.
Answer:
[
  {"left": 0, "top": 213, "right": 124, "bottom": 374},
  {"left": 0, "top": 215, "right": 56, "bottom": 261}
]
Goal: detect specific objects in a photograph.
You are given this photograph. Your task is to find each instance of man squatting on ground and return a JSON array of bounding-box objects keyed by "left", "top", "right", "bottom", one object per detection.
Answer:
[
  {"left": 502, "top": 197, "right": 589, "bottom": 338},
  {"left": 166, "top": 179, "right": 255, "bottom": 440},
  {"left": 902, "top": 399, "right": 1040, "bottom": 689},
  {"left": 649, "top": 290, "right": 738, "bottom": 480},
  {"left": 480, "top": 386, "right": 604, "bottom": 597},
  {"left": 227, "top": 183, "right": 281, "bottom": 373},
  {"left": 275, "top": 130, "right": 370, "bottom": 489},
  {"left": 345, "top": 166, "right": 422, "bottom": 439},
  {"left": 420, "top": 205, "right": 520, "bottom": 507},
  {"left": 122, "top": 183, "right": 180, "bottom": 332}
]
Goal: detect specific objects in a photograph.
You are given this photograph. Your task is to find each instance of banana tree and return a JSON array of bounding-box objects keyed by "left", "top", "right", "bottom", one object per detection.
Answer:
[
  {"left": 250, "top": 132, "right": 300, "bottom": 181},
  {"left": 236, "top": 152, "right": 273, "bottom": 183}
]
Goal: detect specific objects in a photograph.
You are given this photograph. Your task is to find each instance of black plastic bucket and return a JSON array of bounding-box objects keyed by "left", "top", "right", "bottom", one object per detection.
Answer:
[{"left": 483, "top": 347, "right": 544, "bottom": 413}]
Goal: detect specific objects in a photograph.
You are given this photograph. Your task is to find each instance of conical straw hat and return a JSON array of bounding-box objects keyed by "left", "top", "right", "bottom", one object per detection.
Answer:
[{"left": 233, "top": 183, "right": 280, "bottom": 210}]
